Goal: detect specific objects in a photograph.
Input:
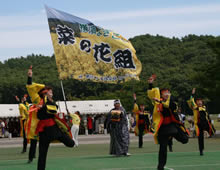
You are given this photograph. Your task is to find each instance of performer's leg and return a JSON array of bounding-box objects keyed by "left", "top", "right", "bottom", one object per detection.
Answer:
[
  {"left": 22, "top": 120, "right": 27, "bottom": 153},
  {"left": 138, "top": 126, "right": 144, "bottom": 148},
  {"left": 28, "top": 139, "right": 37, "bottom": 163},
  {"left": 74, "top": 126, "right": 79, "bottom": 146},
  {"left": 198, "top": 129, "right": 204, "bottom": 155},
  {"left": 168, "top": 137, "right": 173, "bottom": 152},
  {"left": 71, "top": 125, "right": 76, "bottom": 140},
  {"left": 58, "top": 129, "right": 75, "bottom": 147},
  {"left": 38, "top": 133, "right": 50, "bottom": 170},
  {"left": 158, "top": 135, "right": 169, "bottom": 170},
  {"left": 173, "top": 125, "right": 188, "bottom": 144}
]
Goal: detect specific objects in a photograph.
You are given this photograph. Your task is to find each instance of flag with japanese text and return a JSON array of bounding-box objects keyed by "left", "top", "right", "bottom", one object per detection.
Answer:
[{"left": 45, "top": 6, "right": 142, "bottom": 83}]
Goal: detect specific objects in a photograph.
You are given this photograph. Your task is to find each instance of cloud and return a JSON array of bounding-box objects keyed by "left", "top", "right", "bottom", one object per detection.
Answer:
[
  {"left": 84, "top": 4, "right": 220, "bottom": 21},
  {"left": 0, "top": 29, "right": 51, "bottom": 48},
  {"left": 0, "top": 3, "right": 220, "bottom": 61}
]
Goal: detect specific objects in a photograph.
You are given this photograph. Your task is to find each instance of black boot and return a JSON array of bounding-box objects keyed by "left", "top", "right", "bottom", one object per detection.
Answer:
[
  {"left": 200, "top": 150, "right": 203, "bottom": 156},
  {"left": 169, "top": 145, "right": 173, "bottom": 152}
]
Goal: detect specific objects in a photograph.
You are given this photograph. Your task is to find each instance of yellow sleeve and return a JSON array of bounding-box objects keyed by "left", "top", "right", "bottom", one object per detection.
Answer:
[
  {"left": 147, "top": 87, "right": 160, "bottom": 104},
  {"left": 26, "top": 83, "right": 45, "bottom": 104},
  {"left": 132, "top": 103, "right": 139, "bottom": 113},
  {"left": 187, "top": 96, "right": 197, "bottom": 110},
  {"left": 162, "top": 95, "right": 170, "bottom": 108},
  {"left": 19, "top": 104, "right": 25, "bottom": 120},
  {"left": 19, "top": 104, "right": 29, "bottom": 120}
]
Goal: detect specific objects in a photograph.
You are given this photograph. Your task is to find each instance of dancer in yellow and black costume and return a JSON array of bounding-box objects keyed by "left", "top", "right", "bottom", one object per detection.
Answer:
[
  {"left": 132, "top": 93, "right": 153, "bottom": 148},
  {"left": 26, "top": 66, "right": 75, "bottom": 170},
  {"left": 147, "top": 75, "right": 189, "bottom": 170},
  {"left": 187, "top": 88, "right": 215, "bottom": 156},
  {"left": 16, "top": 95, "right": 29, "bottom": 153}
]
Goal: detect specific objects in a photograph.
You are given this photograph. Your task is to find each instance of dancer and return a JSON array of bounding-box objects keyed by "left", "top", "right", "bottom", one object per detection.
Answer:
[
  {"left": 70, "top": 111, "right": 81, "bottom": 147},
  {"left": 188, "top": 88, "right": 215, "bottom": 155},
  {"left": 105, "top": 100, "right": 130, "bottom": 156},
  {"left": 26, "top": 104, "right": 39, "bottom": 163},
  {"left": 26, "top": 66, "right": 75, "bottom": 170},
  {"left": 16, "top": 95, "right": 29, "bottom": 153},
  {"left": 147, "top": 75, "right": 188, "bottom": 170},
  {"left": 133, "top": 93, "right": 152, "bottom": 148}
]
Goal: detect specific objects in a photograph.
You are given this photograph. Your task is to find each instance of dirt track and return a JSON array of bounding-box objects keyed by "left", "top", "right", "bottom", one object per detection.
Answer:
[{"left": 0, "top": 133, "right": 154, "bottom": 148}]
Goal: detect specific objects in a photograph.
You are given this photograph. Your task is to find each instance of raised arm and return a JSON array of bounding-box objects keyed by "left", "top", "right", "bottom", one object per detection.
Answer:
[
  {"left": 26, "top": 66, "right": 45, "bottom": 104},
  {"left": 187, "top": 88, "right": 197, "bottom": 110},
  {"left": 132, "top": 93, "right": 139, "bottom": 113},
  {"left": 147, "top": 74, "right": 160, "bottom": 104}
]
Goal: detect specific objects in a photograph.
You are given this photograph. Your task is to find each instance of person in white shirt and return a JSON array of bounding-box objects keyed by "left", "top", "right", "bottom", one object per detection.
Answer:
[{"left": 70, "top": 111, "right": 81, "bottom": 147}]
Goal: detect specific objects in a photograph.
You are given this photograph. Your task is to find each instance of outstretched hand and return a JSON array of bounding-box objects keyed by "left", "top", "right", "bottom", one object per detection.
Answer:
[
  {"left": 148, "top": 74, "right": 156, "bottom": 84},
  {"left": 133, "top": 93, "right": 136, "bottom": 100},
  {"left": 15, "top": 96, "right": 20, "bottom": 102},
  {"left": 192, "top": 88, "right": 196, "bottom": 95},
  {"left": 28, "top": 65, "right": 32, "bottom": 77}
]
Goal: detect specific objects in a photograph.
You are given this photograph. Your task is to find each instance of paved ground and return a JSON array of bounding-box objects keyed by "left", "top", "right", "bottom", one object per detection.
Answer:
[
  {"left": 1, "top": 131, "right": 219, "bottom": 148},
  {"left": 0, "top": 133, "right": 154, "bottom": 148}
]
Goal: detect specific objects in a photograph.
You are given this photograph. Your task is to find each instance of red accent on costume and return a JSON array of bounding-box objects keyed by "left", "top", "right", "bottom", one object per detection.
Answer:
[{"left": 35, "top": 118, "right": 56, "bottom": 134}]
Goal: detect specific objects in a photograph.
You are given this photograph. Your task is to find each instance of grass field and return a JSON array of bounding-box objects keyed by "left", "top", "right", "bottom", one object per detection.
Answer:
[{"left": 0, "top": 137, "right": 220, "bottom": 170}]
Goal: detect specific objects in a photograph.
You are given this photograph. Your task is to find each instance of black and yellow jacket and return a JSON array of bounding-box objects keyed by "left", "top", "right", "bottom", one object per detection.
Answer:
[
  {"left": 132, "top": 103, "right": 152, "bottom": 136},
  {"left": 148, "top": 86, "right": 188, "bottom": 144},
  {"left": 19, "top": 101, "right": 29, "bottom": 137},
  {"left": 187, "top": 96, "right": 215, "bottom": 136},
  {"left": 26, "top": 82, "right": 72, "bottom": 139}
]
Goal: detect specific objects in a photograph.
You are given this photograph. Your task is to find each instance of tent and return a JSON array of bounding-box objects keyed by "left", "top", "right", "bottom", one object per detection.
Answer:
[
  {"left": 0, "top": 104, "right": 19, "bottom": 117},
  {"left": 57, "top": 100, "right": 115, "bottom": 115},
  {"left": 0, "top": 100, "right": 116, "bottom": 117}
]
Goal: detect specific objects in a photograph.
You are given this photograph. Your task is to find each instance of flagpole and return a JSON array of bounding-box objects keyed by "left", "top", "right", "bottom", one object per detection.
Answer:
[
  {"left": 57, "top": 101, "right": 61, "bottom": 113},
  {"left": 60, "top": 80, "right": 69, "bottom": 115}
]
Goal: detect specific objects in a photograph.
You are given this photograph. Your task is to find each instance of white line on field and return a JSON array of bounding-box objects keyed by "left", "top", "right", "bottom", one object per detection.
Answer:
[{"left": 101, "top": 163, "right": 220, "bottom": 170}]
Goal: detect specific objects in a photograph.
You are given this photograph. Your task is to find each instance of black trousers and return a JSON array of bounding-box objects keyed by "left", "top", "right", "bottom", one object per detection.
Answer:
[
  {"left": 22, "top": 120, "right": 27, "bottom": 152},
  {"left": 138, "top": 124, "right": 145, "bottom": 148},
  {"left": 38, "top": 125, "right": 75, "bottom": 170},
  {"left": 198, "top": 126, "right": 204, "bottom": 153},
  {"left": 157, "top": 124, "right": 188, "bottom": 170},
  {"left": 29, "top": 139, "right": 37, "bottom": 161}
]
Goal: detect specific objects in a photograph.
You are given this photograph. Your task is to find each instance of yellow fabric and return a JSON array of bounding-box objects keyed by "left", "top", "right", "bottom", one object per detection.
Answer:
[
  {"left": 26, "top": 83, "right": 45, "bottom": 104},
  {"left": 25, "top": 83, "right": 45, "bottom": 139},
  {"left": 26, "top": 107, "right": 39, "bottom": 140},
  {"left": 132, "top": 103, "right": 139, "bottom": 113},
  {"left": 19, "top": 103, "right": 29, "bottom": 137},
  {"left": 162, "top": 95, "right": 170, "bottom": 108},
  {"left": 147, "top": 87, "right": 162, "bottom": 144},
  {"left": 70, "top": 113, "right": 80, "bottom": 125},
  {"left": 46, "top": 105, "right": 57, "bottom": 114},
  {"left": 19, "top": 103, "right": 29, "bottom": 120},
  {"left": 187, "top": 96, "right": 200, "bottom": 136}
]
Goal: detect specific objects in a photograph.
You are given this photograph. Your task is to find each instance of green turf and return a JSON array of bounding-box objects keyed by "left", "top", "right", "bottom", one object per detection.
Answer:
[{"left": 0, "top": 138, "right": 220, "bottom": 170}]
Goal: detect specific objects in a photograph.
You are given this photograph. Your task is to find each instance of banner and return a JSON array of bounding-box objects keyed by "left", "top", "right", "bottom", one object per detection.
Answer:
[{"left": 45, "top": 6, "right": 142, "bottom": 83}]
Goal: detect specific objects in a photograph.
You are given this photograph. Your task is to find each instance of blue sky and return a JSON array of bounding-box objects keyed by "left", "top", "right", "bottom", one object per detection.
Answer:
[{"left": 0, "top": 0, "right": 220, "bottom": 61}]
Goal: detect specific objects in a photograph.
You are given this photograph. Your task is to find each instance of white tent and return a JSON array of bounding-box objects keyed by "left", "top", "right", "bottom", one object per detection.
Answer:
[
  {"left": 57, "top": 100, "right": 116, "bottom": 115},
  {"left": 0, "top": 104, "right": 19, "bottom": 117},
  {"left": 0, "top": 100, "right": 116, "bottom": 117}
]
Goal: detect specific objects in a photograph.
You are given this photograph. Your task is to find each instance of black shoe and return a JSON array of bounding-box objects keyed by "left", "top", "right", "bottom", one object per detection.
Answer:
[
  {"left": 200, "top": 151, "right": 203, "bottom": 156},
  {"left": 27, "top": 160, "right": 32, "bottom": 164},
  {"left": 123, "top": 153, "right": 131, "bottom": 156},
  {"left": 139, "top": 146, "right": 143, "bottom": 148},
  {"left": 169, "top": 147, "right": 173, "bottom": 152},
  {"left": 21, "top": 150, "right": 26, "bottom": 154},
  {"left": 157, "top": 166, "right": 164, "bottom": 170}
]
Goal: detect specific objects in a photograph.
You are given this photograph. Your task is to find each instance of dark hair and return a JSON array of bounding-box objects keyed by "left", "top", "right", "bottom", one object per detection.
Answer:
[
  {"left": 38, "top": 86, "right": 52, "bottom": 98},
  {"left": 196, "top": 98, "right": 203, "bottom": 102},
  {"left": 160, "top": 88, "right": 170, "bottom": 95}
]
